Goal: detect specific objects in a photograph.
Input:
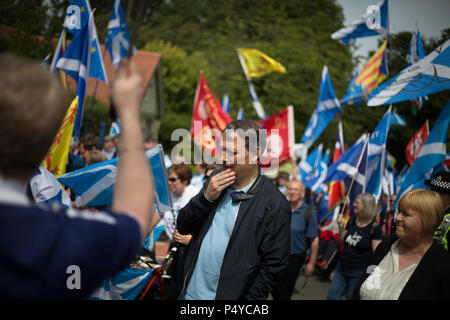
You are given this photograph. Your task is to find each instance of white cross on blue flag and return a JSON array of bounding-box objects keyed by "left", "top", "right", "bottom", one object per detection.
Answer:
[
  {"left": 106, "top": 0, "right": 136, "bottom": 69},
  {"left": 301, "top": 66, "right": 341, "bottom": 149},
  {"left": 58, "top": 145, "right": 172, "bottom": 214},
  {"left": 397, "top": 101, "right": 450, "bottom": 200}
]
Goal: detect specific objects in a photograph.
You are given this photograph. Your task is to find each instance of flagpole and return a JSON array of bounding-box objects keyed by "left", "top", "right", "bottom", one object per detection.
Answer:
[
  {"left": 339, "top": 135, "right": 369, "bottom": 217},
  {"left": 82, "top": 47, "right": 108, "bottom": 137}
]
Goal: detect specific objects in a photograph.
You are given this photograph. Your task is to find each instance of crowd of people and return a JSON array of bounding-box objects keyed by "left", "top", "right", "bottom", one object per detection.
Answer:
[{"left": 1, "top": 53, "right": 449, "bottom": 300}]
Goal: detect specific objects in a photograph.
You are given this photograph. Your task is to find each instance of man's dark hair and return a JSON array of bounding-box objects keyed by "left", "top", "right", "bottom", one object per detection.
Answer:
[
  {"left": 80, "top": 133, "right": 100, "bottom": 151},
  {"left": 222, "top": 120, "right": 267, "bottom": 156}
]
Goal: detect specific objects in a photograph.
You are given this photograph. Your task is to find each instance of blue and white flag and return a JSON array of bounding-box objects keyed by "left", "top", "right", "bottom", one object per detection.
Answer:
[
  {"left": 109, "top": 120, "right": 121, "bottom": 137},
  {"left": 52, "top": 0, "right": 108, "bottom": 83},
  {"left": 340, "top": 72, "right": 365, "bottom": 106},
  {"left": 299, "top": 144, "right": 323, "bottom": 181},
  {"left": 237, "top": 107, "right": 245, "bottom": 120},
  {"left": 221, "top": 93, "right": 230, "bottom": 114},
  {"left": 365, "top": 106, "right": 392, "bottom": 202},
  {"left": 29, "top": 166, "right": 72, "bottom": 209},
  {"left": 345, "top": 137, "right": 369, "bottom": 214},
  {"left": 391, "top": 109, "right": 406, "bottom": 126},
  {"left": 397, "top": 101, "right": 450, "bottom": 200},
  {"left": 143, "top": 219, "right": 166, "bottom": 252},
  {"left": 368, "top": 39, "right": 450, "bottom": 106},
  {"left": 306, "top": 148, "right": 330, "bottom": 193},
  {"left": 58, "top": 145, "right": 173, "bottom": 213},
  {"left": 301, "top": 66, "right": 341, "bottom": 148},
  {"left": 55, "top": 11, "right": 95, "bottom": 139},
  {"left": 106, "top": 0, "right": 136, "bottom": 69},
  {"left": 331, "top": 0, "right": 388, "bottom": 45},
  {"left": 89, "top": 266, "right": 155, "bottom": 300},
  {"left": 309, "top": 134, "right": 368, "bottom": 199},
  {"left": 247, "top": 80, "right": 266, "bottom": 119},
  {"left": 406, "top": 29, "right": 426, "bottom": 68}
]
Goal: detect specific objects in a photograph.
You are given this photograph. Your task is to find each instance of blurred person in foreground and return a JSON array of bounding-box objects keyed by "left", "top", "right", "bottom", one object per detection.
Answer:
[
  {"left": 352, "top": 189, "right": 450, "bottom": 300},
  {"left": 177, "top": 120, "right": 291, "bottom": 300},
  {"left": 0, "top": 54, "right": 153, "bottom": 299}
]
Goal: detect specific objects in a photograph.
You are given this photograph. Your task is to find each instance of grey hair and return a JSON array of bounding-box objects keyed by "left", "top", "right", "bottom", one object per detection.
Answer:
[{"left": 356, "top": 193, "right": 378, "bottom": 220}]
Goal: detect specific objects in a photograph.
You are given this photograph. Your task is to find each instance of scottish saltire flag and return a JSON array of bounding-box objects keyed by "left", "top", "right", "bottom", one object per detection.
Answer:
[
  {"left": 247, "top": 80, "right": 266, "bottom": 119},
  {"left": 222, "top": 94, "right": 230, "bottom": 114},
  {"left": 368, "top": 39, "right": 450, "bottom": 106},
  {"left": 106, "top": 0, "right": 136, "bottom": 69},
  {"left": 299, "top": 144, "right": 323, "bottom": 181},
  {"left": 331, "top": 0, "right": 388, "bottom": 45},
  {"left": 306, "top": 149, "right": 330, "bottom": 193},
  {"left": 237, "top": 107, "right": 245, "bottom": 120},
  {"left": 406, "top": 29, "right": 427, "bottom": 115},
  {"left": 345, "top": 137, "right": 369, "bottom": 214},
  {"left": 391, "top": 109, "right": 406, "bottom": 126},
  {"left": 58, "top": 145, "right": 173, "bottom": 213},
  {"left": 397, "top": 101, "right": 450, "bottom": 200},
  {"left": 301, "top": 66, "right": 341, "bottom": 148},
  {"left": 365, "top": 106, "right": 392, "bottom": 202},
  {"left": 340, "top": 72, "right": 365, "bottom": 106},
  {"left": 310, "top": 134, "right": 368, "bottom": 192},
  {"left": 143, "top": 219, "right": 166, "bottom": 252},
  {"left": 55, "top": 11, "right": 95, "bottom": 139},
  {"left": 89, "top": 266, "right": 154, "bottom": 300},
  {"left": 109, "top": 120, "right": 121, "bottom": 137},
  {"left": 62, "top": 0, "right": 108, "bottom": 82},
  {"left": 406, "top": 29, "right": 426, "bottom": 68},
  {"left": 29, "top": 166, "right": 72, "bottom": 209}
]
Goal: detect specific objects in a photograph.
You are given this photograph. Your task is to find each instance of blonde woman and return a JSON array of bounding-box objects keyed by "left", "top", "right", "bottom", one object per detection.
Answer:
[
  {"left": 326, "top": 193, "right": 383, "bottom": 300},
  {"left": 353, "top": 189, "right": 450, "bottom": 300}
]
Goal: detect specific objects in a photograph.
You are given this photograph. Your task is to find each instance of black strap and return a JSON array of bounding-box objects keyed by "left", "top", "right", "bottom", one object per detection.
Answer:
[{"left": 304, "top": 206, "right": 312, "bottom": 228}]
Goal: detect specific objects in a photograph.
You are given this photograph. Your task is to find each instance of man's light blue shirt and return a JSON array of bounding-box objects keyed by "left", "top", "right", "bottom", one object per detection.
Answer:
[{"left": 185, "top": 177, "right": 256, "bottom": 300}]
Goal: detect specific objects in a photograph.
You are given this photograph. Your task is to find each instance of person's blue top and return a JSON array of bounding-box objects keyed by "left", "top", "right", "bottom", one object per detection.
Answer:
[
  {"left": 185, "top": 177, "right": 256, "bottom": 300},
  {"left": 0, "top": 179, "right": 141, "bottom": 299},
  {"left": 290, "top": 202, "right": 319, "bottom": 255}
]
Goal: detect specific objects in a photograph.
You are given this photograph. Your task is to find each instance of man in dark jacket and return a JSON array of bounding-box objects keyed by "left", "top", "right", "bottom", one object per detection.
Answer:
[{"left": 177, "top": 120, "right": 291, "bottom": 300}]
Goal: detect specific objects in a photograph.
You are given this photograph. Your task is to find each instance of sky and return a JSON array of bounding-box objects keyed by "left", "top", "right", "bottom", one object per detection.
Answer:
[{"left": 335, "top": 0, "right": 450, "bottom": 69}]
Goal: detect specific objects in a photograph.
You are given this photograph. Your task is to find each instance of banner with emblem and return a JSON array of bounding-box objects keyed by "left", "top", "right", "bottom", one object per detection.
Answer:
[
  {"left": 191, "top": 72, "right": 232, "bottom": 153},
  {"left": 258, "top": 106, "right": 295, "bottom": 168},
  {"left": 42, "top": 97, "right": 78, "bottom": 177}
]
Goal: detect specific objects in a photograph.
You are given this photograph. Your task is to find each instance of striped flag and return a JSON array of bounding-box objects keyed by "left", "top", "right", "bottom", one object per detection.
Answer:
[{"left": 355, "top": 40, "right": 389, "bottom": 96}]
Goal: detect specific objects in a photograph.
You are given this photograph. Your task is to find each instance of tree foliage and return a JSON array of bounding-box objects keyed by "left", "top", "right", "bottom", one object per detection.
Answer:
[{"left": 1, "top": 1, "right": 448, "bottom": 171}]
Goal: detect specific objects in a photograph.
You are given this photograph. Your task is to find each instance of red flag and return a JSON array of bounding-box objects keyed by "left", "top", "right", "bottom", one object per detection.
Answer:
[
  {"left": 405, "top": 120, "right": 429, "bottom": 166},
  {"left": 258, "top": 106, "right": 295, "bottom": 167},
  {"left": 191, "top": 73, "right": 232, "bottom": 153},
  {"left": 328, "top": 120, "right": 345, "bottom": 210}
]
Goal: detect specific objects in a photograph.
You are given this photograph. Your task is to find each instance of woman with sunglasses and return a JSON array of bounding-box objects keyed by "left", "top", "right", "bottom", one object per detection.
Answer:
[{"left": 164, "top": 164, "right": 201, "bottom": 294}]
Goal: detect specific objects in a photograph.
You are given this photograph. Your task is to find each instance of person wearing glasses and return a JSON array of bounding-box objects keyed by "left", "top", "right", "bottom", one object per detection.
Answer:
[{"left": 163, "top": 164, "right": 200, "bottom": 294}]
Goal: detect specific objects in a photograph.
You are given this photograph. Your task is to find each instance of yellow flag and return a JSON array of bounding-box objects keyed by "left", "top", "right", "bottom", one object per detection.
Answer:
[
  {"left": 237, "top": 48, "right": 286, "bottom": 78},
  {"left": 42, "top": 97, "right": 78, "bottom": 177}
]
